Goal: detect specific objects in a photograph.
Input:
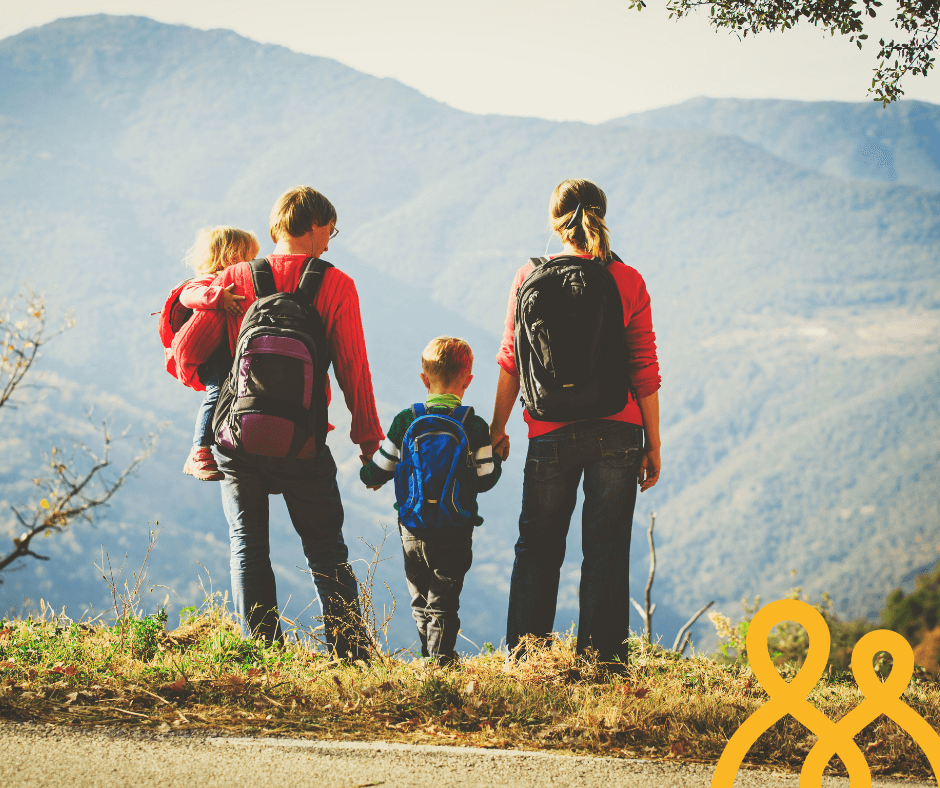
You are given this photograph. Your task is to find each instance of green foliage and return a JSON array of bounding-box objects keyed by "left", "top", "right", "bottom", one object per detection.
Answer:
[
  {"left": 881, "top": 559, "right": 940, "bottom": 644},
  {"left": 205, "top": 627, "right": 269, "bottom": 668},
  {"left": 124, "top": 608, "right": 168, "bottom": 662},
  {"left": 631, "top": 0, "right": 939, "bottom": 104},
  {"left": 711, "top": 588, "right": 877, "bottom": 671}
]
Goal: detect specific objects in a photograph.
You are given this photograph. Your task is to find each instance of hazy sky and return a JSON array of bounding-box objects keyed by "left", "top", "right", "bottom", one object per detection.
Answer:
[{"left": 3, "top": 0, "right": 938, "bottom": 122}]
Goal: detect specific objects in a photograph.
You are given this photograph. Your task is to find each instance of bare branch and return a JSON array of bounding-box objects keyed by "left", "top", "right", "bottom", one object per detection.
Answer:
[
  {"left": 0, "top": 420, "right": 160, "bottom": 577},
  {"left": 640, "top": 511, "right": 657, "bottom": 642},
  {"left": 0, "top": 293, "right": 73, "bottom": 411},
  {"left": 630, "top": 597, "right": 645, "bottom": 619},
  {"left": 672, "top": 600, "right": 715, "bottom": 654}
]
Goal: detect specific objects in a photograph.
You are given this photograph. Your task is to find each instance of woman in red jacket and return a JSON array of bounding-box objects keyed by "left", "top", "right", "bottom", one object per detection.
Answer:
[{"left": 490, "top": 178, "right": 662, "bottom": 667}]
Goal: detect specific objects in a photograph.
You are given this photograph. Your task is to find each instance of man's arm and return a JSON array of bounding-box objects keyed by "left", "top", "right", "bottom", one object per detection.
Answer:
[{"left": 326, "top": 278, "right": 384, "bottom": 457}]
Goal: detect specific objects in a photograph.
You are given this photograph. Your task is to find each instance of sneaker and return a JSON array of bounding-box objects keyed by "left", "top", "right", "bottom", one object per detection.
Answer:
[{"left": 182, "top": 446, "right": 224, "bottom": 481}]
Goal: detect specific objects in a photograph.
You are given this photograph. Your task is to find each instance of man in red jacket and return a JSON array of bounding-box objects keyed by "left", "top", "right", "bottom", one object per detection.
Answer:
[{"left": 173, "top": 186, "right": 385, "bottom": 657}]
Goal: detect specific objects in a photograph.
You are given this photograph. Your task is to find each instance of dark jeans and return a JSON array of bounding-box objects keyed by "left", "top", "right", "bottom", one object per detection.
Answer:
[
  {"left": 506, "top": 420, "right": 643, "bottom": 663},
  {"left": 193, "top": 349, "right": 230, "bottom": 447},
  {"left": 399, "top": 524, "right": 473, "bottom": 662},
  {"left": 216, "top": 445, "right": 367, "bottom": 656}
]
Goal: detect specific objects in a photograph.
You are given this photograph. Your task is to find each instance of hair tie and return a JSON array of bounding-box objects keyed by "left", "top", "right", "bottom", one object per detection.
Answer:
[{"left": 565, "top": 203, "right": 584, "bottom": 229}]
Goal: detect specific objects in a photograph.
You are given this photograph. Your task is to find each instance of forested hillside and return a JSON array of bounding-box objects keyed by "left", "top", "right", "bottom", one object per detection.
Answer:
[{"left": 0, "top": 15, "right": 937, "bottom": 651}]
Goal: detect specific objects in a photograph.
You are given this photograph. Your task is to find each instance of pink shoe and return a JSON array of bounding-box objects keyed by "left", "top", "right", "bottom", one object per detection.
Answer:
[{"left": 183, "top": 447, "right": 224, "bottom": 481}]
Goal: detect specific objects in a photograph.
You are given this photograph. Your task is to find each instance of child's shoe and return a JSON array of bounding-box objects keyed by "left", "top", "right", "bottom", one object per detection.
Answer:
[{"left": 183, "top": 446, "right": 224, "bottom": 481}]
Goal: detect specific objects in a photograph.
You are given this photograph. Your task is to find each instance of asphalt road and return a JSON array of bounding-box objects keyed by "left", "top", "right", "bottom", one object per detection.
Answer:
[{"left": 1, "top": 721, "right": 934, "bottom": 787}]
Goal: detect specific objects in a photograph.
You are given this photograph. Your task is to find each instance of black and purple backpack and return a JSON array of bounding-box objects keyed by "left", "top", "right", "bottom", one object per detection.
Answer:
[{"left": 212, "top": 257, "right": 332, "bottom": 459}]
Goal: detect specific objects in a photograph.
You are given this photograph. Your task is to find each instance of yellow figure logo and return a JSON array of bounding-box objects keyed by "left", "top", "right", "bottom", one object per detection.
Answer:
[{"left": 711, "top": 598, "right": 940, "bottom": 787}]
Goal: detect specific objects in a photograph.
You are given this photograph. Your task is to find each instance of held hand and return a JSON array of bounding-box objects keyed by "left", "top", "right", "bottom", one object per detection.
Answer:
[
  {"left": 360, "top": 455, "right": 383, "bottom": 490},
  {"left": 491, "top": 428, "right": 510, "bottom": 461},
  {"left": 638, "top": 446, "right": 661, "bottom": 492},
  {"left": 222, "top": 284, "right": 245, "bottom": 316}
]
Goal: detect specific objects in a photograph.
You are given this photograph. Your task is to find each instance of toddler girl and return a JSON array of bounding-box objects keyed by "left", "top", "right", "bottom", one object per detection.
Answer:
[{"left": 180, "top": 226, "right": 259, "bottom": 481}]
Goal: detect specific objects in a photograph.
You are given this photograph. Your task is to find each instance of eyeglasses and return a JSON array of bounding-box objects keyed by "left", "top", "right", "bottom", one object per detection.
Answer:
[{"left": 329, "top": 225, "right": 339, "bottom": 240}]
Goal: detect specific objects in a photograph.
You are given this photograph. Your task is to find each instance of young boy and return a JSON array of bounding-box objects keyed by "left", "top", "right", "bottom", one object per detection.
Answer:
[{"left": 361, "top": 336, "right": 501, "bottom": 665}]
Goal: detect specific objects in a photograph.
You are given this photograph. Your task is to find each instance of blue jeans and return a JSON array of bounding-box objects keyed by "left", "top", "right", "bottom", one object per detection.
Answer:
[
  {"left": 506, "top": 420, "right": 643, "bottom": 663},
  {"left": 216, "top": 445, "right": 367, "bottom": 655},
  {"left": 193, "top": 349, "right": 230, "bottom": 447}
]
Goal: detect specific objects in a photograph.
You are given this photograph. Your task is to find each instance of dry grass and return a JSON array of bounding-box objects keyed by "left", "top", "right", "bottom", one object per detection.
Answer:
[{"left": 1, "top": 603, "right": 938, "bottom": 780}]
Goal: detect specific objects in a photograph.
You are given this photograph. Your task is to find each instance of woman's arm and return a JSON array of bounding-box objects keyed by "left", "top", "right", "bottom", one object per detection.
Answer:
[
  {"left": 490, "top": 367, "right": 519, "bottom": 460},
  {"left": 636, "top": 390, "right": 660, "bottom": 492}
]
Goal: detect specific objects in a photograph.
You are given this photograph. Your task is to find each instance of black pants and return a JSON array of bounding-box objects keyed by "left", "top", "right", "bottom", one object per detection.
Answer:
[{"left": 399, "top": 524, "right": 473, "bottom": 662}]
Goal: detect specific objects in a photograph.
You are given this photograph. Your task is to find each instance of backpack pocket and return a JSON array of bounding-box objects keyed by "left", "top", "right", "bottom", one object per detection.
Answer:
[{"left": 225, "top": 334, "right": 318, "bottom": 457}]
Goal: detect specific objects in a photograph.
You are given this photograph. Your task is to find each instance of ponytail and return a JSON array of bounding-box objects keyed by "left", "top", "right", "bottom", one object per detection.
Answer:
[{"left": 549, "top": 179, "right": 611, "bottom": 260}]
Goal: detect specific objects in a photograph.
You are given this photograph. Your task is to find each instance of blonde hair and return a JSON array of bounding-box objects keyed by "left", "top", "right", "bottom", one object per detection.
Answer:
[
  {"left": 184, "top": 226, "right": 259, "bottom": 276},
  {"left": 269, "top": 185, "right": 337, "bottom": 243},
  {"left": 422, "top": 336, "right": 473, "bottom": 385},
  {"left": 549, "top": 179, "right": 611, "bottom": 261}
]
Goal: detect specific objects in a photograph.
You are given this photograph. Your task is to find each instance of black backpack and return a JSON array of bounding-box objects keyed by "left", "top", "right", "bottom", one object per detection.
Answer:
[
  {"left": 514, "top": 253, "right": 633, "bottom": 422},
  {"left": 213, "top": 257, "right": 332, "bottom": 459}
]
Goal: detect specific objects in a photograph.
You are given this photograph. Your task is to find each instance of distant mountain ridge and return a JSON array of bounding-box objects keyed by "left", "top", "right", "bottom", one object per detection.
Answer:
[
  {"left": 616, "top": 97, "right": 940, "bottom": 192},
  {"left": 0, "top": 15, "right": 937, "bottom": 652}
]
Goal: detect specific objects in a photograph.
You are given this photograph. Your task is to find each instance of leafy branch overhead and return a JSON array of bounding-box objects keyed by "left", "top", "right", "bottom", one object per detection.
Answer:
[
  {"left": 629, "top": 0, "right": 939, "bottom": 104},
  {"left": 0, "top": 293, "right": 158, "bottom": 578}
]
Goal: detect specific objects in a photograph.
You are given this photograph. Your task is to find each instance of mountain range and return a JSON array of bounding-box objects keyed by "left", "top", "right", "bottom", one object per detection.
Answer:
[{"left": 0, "top": 14, "right": 937, "bottom": 653}]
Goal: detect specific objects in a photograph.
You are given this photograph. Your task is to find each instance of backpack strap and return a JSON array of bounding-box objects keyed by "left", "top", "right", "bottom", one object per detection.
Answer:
[
  {"left": 452, "top": 405, "right": 473, "bottom": 424},
  {"left": 295, "top": 257, "right": 334, "bottom": 303},
  {"left": 530, "top": 256, "right": 549, "bottom": 269},
  {"left": 250, "top": 258, "right": 276, "bottom": 299},
  {"left": 412, "top": 403, "right": 427, "bottom": 419}
]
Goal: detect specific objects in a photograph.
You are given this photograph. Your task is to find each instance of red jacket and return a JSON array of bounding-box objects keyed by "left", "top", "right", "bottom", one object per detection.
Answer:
[
  {"left": 162, "top": 274, "right": 224, "bottom": 380},
  {"left": 496, "top": 255, "right": 661, "bottom": 438},
  {"left": 172, "top": 255, "right": 385, "bottom": 456}
]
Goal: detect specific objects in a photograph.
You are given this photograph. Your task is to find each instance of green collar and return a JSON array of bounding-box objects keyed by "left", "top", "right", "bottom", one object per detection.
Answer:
[{"left": 425, "top": 392, "right": 463, "bottom": 409}]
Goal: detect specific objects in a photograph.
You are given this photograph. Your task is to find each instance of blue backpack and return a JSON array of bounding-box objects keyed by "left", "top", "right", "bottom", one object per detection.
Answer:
[{"left": 394, "top": 404, "right": 478, "bottom": 533}]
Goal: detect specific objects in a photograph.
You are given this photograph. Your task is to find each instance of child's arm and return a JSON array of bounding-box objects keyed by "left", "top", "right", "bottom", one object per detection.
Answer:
[
  {"left": 469, "top": 415, "right": 502, "bottom": 493},
  {"left": 179, "top": 277, "right": 245, "bottom": 316},
  {"left": 359, "top": 409, "right": 411, "bottom": 491}
]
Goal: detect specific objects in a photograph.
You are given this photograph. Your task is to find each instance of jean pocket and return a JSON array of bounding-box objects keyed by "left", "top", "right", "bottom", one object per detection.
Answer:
[
  {"left": 599, "top": 431, "right": 641, "bottom": 469},
  {"left": 600, "top": 447, "right": 639, "bottom": 470},
  {"left": 524, "top": 456, "right": 562, "bottom": 481}
]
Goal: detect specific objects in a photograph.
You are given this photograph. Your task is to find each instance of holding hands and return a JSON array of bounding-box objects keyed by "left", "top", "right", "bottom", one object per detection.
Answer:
[
  {"left": 360, "top": 453, "right": 383, "bottom": 491},
  {"left": 491, "top": 429, "right": 510, "bottom": 461}
]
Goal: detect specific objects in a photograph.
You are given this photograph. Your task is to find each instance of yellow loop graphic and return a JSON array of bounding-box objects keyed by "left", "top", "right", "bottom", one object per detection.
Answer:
[
  {"left": 802, "top": 629, "right": 940, "bottom": 786},
  {"left": 710, "top": 598, "right": 940, "bottom": 788}
]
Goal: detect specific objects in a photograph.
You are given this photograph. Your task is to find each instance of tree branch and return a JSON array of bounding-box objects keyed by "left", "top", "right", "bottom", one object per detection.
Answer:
[
  {"left": 672, "top": 600, "right": 715, "bottom": 655},
  {"left": 631, "top": 0, "right": 938, "bottom": 104},
  {"left": 0, "top": 293, "right": 73, "bottom": 412},
  {"left": 1, "top": 424, "right": 158, "bottom": 575},
  {"left": 0, "top": 293, "right": 159, "bottom": 578}
]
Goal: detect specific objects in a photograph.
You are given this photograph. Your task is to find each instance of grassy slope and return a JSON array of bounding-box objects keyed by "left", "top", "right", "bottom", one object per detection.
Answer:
[{"left": 0, "top": 602, "right": 938, "bottom": 780}]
